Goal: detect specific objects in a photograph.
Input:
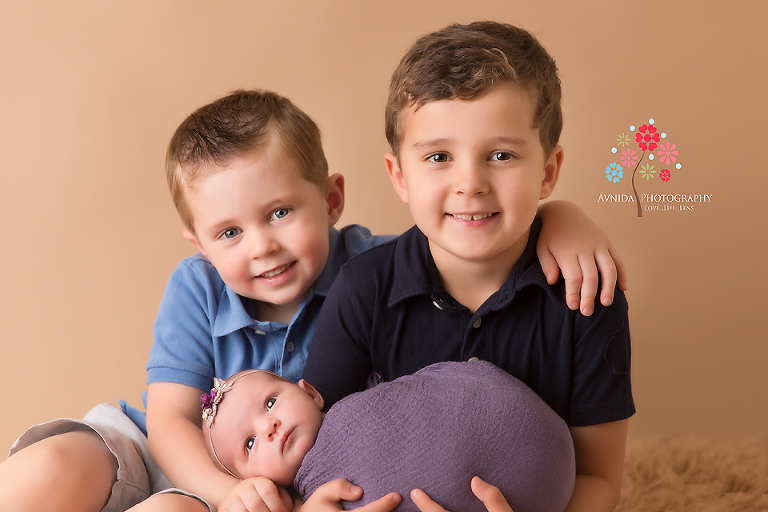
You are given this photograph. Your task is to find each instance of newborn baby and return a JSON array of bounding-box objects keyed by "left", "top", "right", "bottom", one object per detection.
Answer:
[{"left": 202, "top": 361, "right": 575, "bottom": 512}]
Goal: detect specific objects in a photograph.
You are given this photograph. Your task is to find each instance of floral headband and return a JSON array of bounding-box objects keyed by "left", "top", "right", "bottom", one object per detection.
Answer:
[
  {"left": 201, "top": 377, "right": 232, "bottom": 428},
  {"left": 201, "top": 369, "right": 269, "bottom": 479}
]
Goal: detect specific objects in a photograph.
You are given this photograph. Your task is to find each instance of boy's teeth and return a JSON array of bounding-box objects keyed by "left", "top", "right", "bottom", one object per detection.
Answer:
[
  {"left": 454, "top": 213, "right": 492, "bottom": 221},
  {"left": 260, "top": 263, "right": 291, "bottom": 278}
]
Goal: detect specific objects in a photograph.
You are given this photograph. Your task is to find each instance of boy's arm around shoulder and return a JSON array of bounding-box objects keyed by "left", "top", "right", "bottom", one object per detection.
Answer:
[{"left": 537, "top": 200, "right": 628, "bottom": 316}]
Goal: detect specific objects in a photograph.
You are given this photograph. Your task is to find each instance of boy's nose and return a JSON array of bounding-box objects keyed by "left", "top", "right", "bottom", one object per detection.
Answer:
[
  {"left": 454, "top": 161, "right": 490, "bottom": 196},
  {"left": 249, "top": 233, "right": 279, "bottom": 258}
]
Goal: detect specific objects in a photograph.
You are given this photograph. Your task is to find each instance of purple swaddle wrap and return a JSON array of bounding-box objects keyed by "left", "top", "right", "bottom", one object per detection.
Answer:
[{"left": 294, "top": 361, "right": 575, "bottom": 512}]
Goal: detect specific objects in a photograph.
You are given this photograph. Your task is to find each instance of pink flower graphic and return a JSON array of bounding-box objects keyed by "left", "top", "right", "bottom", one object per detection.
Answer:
[
  {"left": 660, "top": 169, "right": 671, "bottom": 182},
  {"left": 635, "top": 124, "right": 660, "bottom": 152},
  {"left": 656, "top": 142, "right": 678, "bottom": 165},
  {"left": 620, "top": 148, "right": 638, "bottom": 168}
]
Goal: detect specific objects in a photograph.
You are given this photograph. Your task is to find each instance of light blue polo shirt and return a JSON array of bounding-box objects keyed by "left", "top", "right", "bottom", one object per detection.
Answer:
[{"left": 121, "top": 225, "right": 393, "bottom": 434}]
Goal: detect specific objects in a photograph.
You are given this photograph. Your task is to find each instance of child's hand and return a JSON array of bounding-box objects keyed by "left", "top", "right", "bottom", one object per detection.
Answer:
[
  {"left": 536, "top": 200, "right": 628, "bottom": 316},
  {"left": 410, "top": 477, "right": 514, "bottom": 512},
  {"left": 218, "top": 477, "right": 294, "bottom": 512},
  {"left": 296, "top": 479, "right": 401, "bottom": 512}
]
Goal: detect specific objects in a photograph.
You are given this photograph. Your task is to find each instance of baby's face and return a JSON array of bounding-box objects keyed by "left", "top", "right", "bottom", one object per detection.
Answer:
[{"left": 211, "top": 373, "right": 325, "bottom": 486}]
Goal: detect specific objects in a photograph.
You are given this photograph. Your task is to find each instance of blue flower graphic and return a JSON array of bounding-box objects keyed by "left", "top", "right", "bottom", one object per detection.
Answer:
[{"left": 605, "top": 163, "right": 624, "bottom": 183}]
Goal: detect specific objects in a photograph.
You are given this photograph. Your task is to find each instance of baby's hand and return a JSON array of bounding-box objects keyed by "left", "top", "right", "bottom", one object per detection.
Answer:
[
  {"left": 296, "top": 479, "right": 400, "bottom": 512},
  {"left": 218, "top": 477, "right": 293, "bottom": 512},
  {"left": 410, "top": 477, "right": 514, "bottom": 512}
]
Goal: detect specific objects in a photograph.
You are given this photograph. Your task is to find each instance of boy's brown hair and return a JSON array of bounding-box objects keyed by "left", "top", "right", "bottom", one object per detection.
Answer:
[
  {"left": 167, "top": 89, "right": 329, "bottom": 231},
  {"left": 385, "top": 21, "right": 563, "bottom": 158}
]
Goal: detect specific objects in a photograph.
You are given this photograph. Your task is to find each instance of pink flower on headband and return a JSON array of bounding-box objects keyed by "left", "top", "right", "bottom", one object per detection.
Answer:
[
  {"left": 201, "top": 390, "right": 215, "bottom": 410},
  {"left": 201, "top": 378, "right": 232, "bottom": 428}
]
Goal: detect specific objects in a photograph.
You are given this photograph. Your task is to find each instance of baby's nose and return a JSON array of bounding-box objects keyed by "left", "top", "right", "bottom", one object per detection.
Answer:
[{"left": 263, "top": 418, "right": 280, "bottom": 440}]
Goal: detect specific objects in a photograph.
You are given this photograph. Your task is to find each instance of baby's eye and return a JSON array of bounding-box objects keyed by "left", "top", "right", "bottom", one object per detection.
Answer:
[
  {"left": 266, "top": 396, "right": 277, "bottom": 412},
  {"left": 269, "top": 208, "right": 291, "bottom": 221},
  {"left": 246, "top": 437, "right": 255, "bottom": 453},
  {"left": 490, "top": 151, "right": 515, "bottom": 161},
  {"left": 220, "top": 228, "right": 242, "bottom": 239},
  {"left": 426, "top": 153, "right": 451, "bottom": 164}
]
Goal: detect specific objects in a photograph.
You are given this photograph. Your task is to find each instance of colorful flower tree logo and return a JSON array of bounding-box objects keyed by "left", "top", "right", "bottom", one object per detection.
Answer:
[{"left": 605, "top": 118, "right": 683, "bottom": 217}]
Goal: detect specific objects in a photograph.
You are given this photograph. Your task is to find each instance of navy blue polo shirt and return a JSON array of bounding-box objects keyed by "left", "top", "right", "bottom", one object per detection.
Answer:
[{"left": 302, "top": 218, "right": 634, "bottom": 427}]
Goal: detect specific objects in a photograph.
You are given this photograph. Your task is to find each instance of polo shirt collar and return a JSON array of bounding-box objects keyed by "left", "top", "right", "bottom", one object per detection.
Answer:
[
  {"left": 389, "top": 225, "right": 436, "bottom": 307},
  {"left": 490, "top": 217, "right": 560, "bottom": 309},
  {"left": 389, "top": 217, "right": 558, "bottom": 309},
  {"left": 211, "top": 228, "right": 342, "bottom": 337},
  {"left": 212, "top": 286, "right": 260, "bottom": 337}
]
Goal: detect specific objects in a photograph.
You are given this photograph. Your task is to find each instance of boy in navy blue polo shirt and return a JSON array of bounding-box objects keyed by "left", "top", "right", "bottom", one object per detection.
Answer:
[{"left": 302, "top": 22, "right": 634, "bottom": 512}]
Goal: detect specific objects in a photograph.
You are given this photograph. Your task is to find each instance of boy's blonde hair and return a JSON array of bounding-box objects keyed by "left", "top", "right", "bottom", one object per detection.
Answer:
[
  {"left": 385, "top": 21, "right": 563, "bottom": 158},
  {"left": 167, "top": 89, "right": 329, "bottom": 231}
]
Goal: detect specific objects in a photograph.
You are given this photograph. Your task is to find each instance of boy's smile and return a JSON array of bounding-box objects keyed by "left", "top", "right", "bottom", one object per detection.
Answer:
[
  {"left": 386, "top": 82, "right": 562, "bottom": 283},
  {"left": 182, "top": 140, "right": 343, "bottom": 323}
]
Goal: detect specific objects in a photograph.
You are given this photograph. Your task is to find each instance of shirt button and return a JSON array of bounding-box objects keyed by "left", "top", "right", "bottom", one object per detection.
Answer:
[
  {"left": 472, "top": 318, "right": 482, "bottom": 328},
  {"left": 254, "top": 329, "right": 266, "bottom": 335},
  {"left": 286, "top": 342, "right": 295, "bottom": 353},
  {"left": 467, "top": 357, "right": 480, "bottom": 362},
  {"left": 432, "top": 300, "right": 443, "bottom": 310}
]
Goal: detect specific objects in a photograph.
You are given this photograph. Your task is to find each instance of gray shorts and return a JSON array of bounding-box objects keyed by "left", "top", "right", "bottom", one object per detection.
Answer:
[{"left": 8, "top": 403, "right": 212, "bottom": 512}]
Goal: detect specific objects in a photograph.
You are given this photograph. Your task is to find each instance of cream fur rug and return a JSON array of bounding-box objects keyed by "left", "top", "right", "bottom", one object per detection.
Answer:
[{"left": 616, "top": 436, "right": 768, "bottom": 511}]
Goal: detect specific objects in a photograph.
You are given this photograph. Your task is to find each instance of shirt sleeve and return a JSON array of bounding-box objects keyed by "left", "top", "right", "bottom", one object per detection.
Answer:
[
  {"left": 146, "top": 257, "right": 220, "bottom": 391},
  {"left": 301, "top": 263, "right": 377, "bottom": 409},
  {"left": 568, "top": 288, "right": 635, "bottom": 426}
]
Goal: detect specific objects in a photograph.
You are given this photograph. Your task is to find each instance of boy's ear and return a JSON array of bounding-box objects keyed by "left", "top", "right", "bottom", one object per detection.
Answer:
[
  {"left": 324, "top": 173, "right": 345, "bottom": 228},
  {"left": 539, "top": 144, "right": 564, "bottom": 200},
  {"left": 385, "top": 152, "right": 409, "bottom": 204},
  {"left": 182, "top": 228, "right": 208, "bottom": 259},
  {"left": 298, "top": 379, "right": 325, "bottom": 410}
]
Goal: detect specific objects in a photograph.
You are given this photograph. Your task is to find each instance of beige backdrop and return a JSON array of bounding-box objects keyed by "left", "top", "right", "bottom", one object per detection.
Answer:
[{"left": 2, "top": 1, "right": 767, "bottom": 452}]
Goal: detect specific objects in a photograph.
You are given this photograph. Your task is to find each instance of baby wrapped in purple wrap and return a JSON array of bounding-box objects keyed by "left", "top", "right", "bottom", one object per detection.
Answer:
[
  {"left": 295, "top": 361, "right": 575, "bottom": 512},
  {"left": 202, "top": 361, "right": 575, "bottom": 512}
]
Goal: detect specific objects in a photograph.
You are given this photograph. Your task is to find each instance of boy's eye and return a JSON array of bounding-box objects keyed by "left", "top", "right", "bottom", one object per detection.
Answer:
[
  {"left": 490, "top": 151, "right": 514, "bottom": 161},
  {"left": 426, "top": 153, "right": 450, "bottom": 163},
  {"left": 270, "top": 208, "right": 291, "bottom": 221},
  {"left": 220, "top": 228, "right": 242, "bottom": 239},
  {"left": 266, "top": 396, "right": 277, "bottom": 412},
  {"left": 246, "top": 437, "right": 255, "bottom": 453}
]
